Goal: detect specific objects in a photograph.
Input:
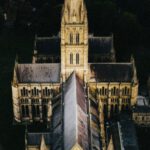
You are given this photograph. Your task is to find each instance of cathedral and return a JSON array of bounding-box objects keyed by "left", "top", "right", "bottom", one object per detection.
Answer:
[{"left": 12, "top": 0, "right": 138, "bottom": 150}]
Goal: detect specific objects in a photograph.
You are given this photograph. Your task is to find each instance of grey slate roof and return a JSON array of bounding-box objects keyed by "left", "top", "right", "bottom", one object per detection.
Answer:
[
  {"left": 89, "top": 98, "right": 101, "bottom": 150},
  {"left": 16, "top": 63, "right": 60, "bottom": 83},
  {"left": 133, "top": 106, "right": 150, "bottom": 113},
  {"left": 52, "top": 95, "right": 63, "bottom": 150},
  {"left": 35, "top": 36, "right": 113, "bottom": 56},
  {"left": 64, "top": 72, "right": 89, "bottom": 150},
  {"left": 27, "top": 132, "right": 52, "bottom": 145},
  {"left": 89, "top": 36, "right": 113, "bottom": 54},
  {"left": 89, "top": 63, "right": 133, "bottom": 82},
  {"left": 119, "top": 119, "right": 139, "bottom": 150},
  {"left": 112, "top": 119, "right": 139, "bottom": 150},
  {"left": 35, "top": 37, "right": 60, "bottom": 55}
]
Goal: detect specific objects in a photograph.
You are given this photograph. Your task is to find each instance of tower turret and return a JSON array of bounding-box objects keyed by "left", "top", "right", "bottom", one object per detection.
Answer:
[{"left": 61, "top": 0, "right": 88, "bottom": 81}]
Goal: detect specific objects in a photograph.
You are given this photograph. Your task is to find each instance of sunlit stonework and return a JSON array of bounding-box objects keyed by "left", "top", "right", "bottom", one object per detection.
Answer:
[{"left": 12, "top": 0, "right": 139, "bottom": 150}]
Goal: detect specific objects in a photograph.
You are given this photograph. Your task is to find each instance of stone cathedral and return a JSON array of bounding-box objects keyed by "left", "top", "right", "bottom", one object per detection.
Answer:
[{"left": 12, "top": 0, "right": 138, "bottom": 150}]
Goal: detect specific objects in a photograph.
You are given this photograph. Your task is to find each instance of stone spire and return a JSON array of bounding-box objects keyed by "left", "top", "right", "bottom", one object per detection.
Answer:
[
  {"left": 130, "top": 55, "right": 138, "bottom": 83},
  {"left": 13, "top": 55, "right": 18, "bottom": 84},
  {"left": 61, "top": 0, "right": 88, "bottom": 81},
  {"left": 63, "top": 0, "right": 86, "bottom": 23},
  {"left": 40, "top": 135, "right": 47, "bottom": 150}
]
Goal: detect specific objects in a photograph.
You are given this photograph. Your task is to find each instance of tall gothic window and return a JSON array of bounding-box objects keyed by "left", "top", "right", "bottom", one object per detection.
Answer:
[
  {"left": 76, "top": 33, "right": 80, "bottom": 44},
  {"left": 43, "top": 87, "right": 51, "bottom": 96},
  {"left": 76, "top": 53, "right": 79, "bottom": 64},
  {"left": 21, "top": 87, "right": 28, "bottom": 97},
  {"left": 31, "top": 87, "right": 39, "bottom": 96},
  {"left": 70, "top": 53, "right": 73, "bottom": 64},
  {"left": 21, "top": 105, "right": 29, "bottom": 117},
  {"left": 42, "top": 105, "right": 47, "bottom": 119},
  {"left": 122, "top": 87, "right": 130, "bottom": 96},
  {"left": 111, "top": 87, "right": 118, "bottom": 96},
  {"left": 70, "top": 33, "right": 73, "bottom": 44},
  {"left": 32, "top": 105, "right": 40, "bottom": 118}
]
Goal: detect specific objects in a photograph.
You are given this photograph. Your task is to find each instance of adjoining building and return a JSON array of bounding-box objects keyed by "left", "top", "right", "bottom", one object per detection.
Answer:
[
  {"left": 111, "top": 117, "right": 139, "bottom": 150},
  {"left": 11, "top": 0, "right": 139, "bottom": 149},
  {"left": 132, "top": 96, "right": 150, "bottom": 126}
]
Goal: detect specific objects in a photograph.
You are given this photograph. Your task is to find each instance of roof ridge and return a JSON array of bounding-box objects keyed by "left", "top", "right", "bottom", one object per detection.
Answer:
[
  {"left": 18, "top": 63, "right": 60, "bottom": 65},
  {"left": 89, "top": 62, "right": 132, "bottom": 65}
]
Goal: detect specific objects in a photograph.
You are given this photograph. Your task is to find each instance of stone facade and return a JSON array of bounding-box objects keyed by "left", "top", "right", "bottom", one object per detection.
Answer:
[
  {"left": 11, "top": 0, "right": 139, "bottom": 150},
  {"left": 61, "top": 0, "right": 88, "bottom": 80},
  {"left": 132, "top": 96, "right": 150, "bottom": 126}
]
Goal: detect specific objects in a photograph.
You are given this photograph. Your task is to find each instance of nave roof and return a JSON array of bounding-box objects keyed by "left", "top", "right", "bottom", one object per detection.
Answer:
[
  {"left": 89, "top": 63, "right": 133, "bottom": 82},
  {"left": 16, "top": 63, "right": 60, "bottom": 83}
]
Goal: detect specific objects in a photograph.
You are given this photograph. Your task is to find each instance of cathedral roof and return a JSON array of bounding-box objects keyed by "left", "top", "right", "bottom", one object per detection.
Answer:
[
  {"left": 27, "top": 133, "right": 52, "bottom": 146},
  {"left": 52, "top": 95, "right": 63, "bottom": 150},
  {"left": 64, "top": 72, "right": 89, "bottom": 150},
  {"left": 35, "top": 36, "right": 60, "bottom": 55},
  {"left": 133, "top": 106, "right": 150, "bottom": 113},
  {"left": 89, "top": 63, "right": 133, "bottom": 82},
  {"left": 89, "top": 98, "right": 101, "bottom": 149},
  {"left": 35, "top": 36, "right": 113, "bottom": 56},
  {"left": 89, "top": 36, "right": 113, "bottom": 54},
  {"left": 16, "top": 63, "right": 60, "bottom": 83},
  {"left": 111, "top": 116, "right": 139, "bottom": 150}
]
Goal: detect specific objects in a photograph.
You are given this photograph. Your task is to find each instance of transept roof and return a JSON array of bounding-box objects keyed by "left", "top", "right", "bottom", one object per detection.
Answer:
[
  {"left": 16, "top": 63, "right": 60, "bottom": 83},
  {"left": 89, "top": 63, "right": 133, "bottom": 82}
]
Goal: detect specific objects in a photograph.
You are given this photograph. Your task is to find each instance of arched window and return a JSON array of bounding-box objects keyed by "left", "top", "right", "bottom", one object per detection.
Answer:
[
  {"left": 32, "top": 105, "right": 36, "bottom": 118},
  {"left": 102, "top": 87, "right": 104, "bottom": 95},
  {"left": 21, "top": 105, "right": 25, "bottom": 117},
  {"left": 70, "top": 33, "right": 73, "bottom": 44},
  {"left": 32, "top": 105, "right": 40, "bottom": 118},
  {"left": 70, "top": 53, "right": 73, "bottom": 64},
  {"left": 116, "top": 89, "right": 119, "bottom": 95},
  {"left": 114, "top": 87, "right": 116, "bottom": 95},
  {"left": 76, "top": 33, "right": 80, "bottom": 44},
  {"left": 76, "top": 53, "right": 79, "bottom": 64},
  {"left": 43, "top": 87, "right": 50, "bottom": 96},
  {"left": 31, "top": 87, "right": 39, "bottom": 96},
  {"left": 111, "top": 89, "right": 113, "bottom": 95},
  {"left": 21, "top": 87, "right": 28, "bottom": 96},
  {"left": 124, "top": 87, "right": 127, "bottom": 95},
  {"left": 25, "top": 106, "right": 29, "bottom": 117},
  {"left": 99, "top": 88, "right": 102, "bottom": 95},
  {"left": 127, "top": 88, "right": 130, "bottom": 95},
  {"left": 115, "top": 105, "right": 118, "bottom": 113},
  {"left": 21, "top": 105, "right": 29, "bottom": 117},
  {"left": 43, "top": 105, "right": 47, "bottom": 119},
  {"left": 36, "top": 105, "right": 40, "bottom": 117}
]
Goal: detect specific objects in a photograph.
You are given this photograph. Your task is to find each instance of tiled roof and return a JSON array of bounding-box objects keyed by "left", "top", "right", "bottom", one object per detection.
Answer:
[
  {"left": 16, "top": 63, "right": 60, "bottom": 83},
  {"left": 52, "top": 95, "right": 63, "bottom": 150},
  {"left": 89, "top": 98, "right": 101, "bottom": 149},
  {"left": 27, "top": 132, "right": 52, "bottom": 145},
  {"left": 120, "top": 119, "right": 139, "bottom": 150},
  {"left": 133, "top": 106, "right": 150, "bottom": 113},
  {"left": 89, "top": 63, "right": 133, "bottom": 82},
  {"left": 112, "top": 117, "right": 139, "bottom": 150},
  {"left": 35, "top": 36, "right": 113, "bottom": 56},
  {"left": 35, "top": 37, "right": 60, "bottom": 55},
  {"left": 89, "top": 36, "right": 113, "bottom": 54},
  {"left": 64, "top": 72, "right": 89, "bottom": 150}
]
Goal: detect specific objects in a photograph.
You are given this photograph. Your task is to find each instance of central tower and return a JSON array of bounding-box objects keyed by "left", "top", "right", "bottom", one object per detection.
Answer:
[{"left": 61, "top": 0, "right": 88, "bottom": 81}]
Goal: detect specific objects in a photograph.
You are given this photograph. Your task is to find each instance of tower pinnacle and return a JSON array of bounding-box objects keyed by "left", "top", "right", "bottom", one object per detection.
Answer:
[{"left": 63, "top": 0, "right": 86, "bottom": 23}]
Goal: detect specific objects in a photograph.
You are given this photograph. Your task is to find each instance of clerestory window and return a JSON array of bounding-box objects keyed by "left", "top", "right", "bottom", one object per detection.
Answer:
[
  {"left": 76, "top": 53, "right": 79, "bottom": 64},
  {"left": 76, "top": 33, "right": 80, "bottom": 44},
  {"left": 70, "top": 53, "right": 73, "bottom": 64}
]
